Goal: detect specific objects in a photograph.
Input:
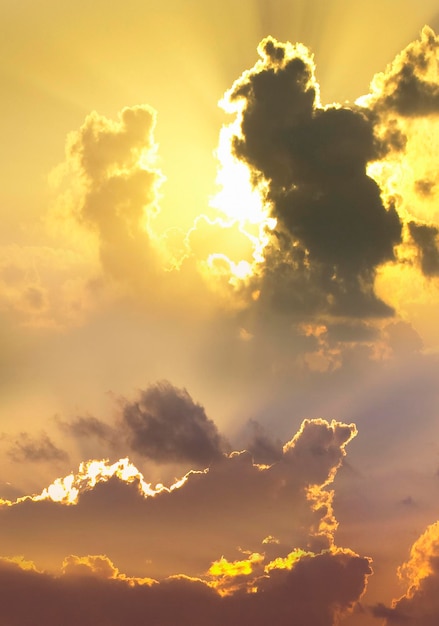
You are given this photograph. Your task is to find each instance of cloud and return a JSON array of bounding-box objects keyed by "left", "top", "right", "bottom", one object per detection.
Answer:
[
  {"left": 58, "top": 415, "right": 118, "bottom": 446},
  {"left": 0, "top": 245, "right": 99, "bottom": 329},
  {"left": 0, "top": 548, "right": 371, "bottom": 626},
  {"left": 7, "top": 432, "right": 69, "bottom": 464},
  {"left": 0, "top": 419, "right": 357, "bottom": 581},
  {"left": 239, "top": 419, "right": 283, "bottom": 464},
  {"left": 368, "top": 26, "right": 439, "bottom": 118},
  {"left": 221, "top": 36, "right": 402, "bottom": 318},
  {"left": 374, "top": 520, "right": 439, "bottom": 625},
  {"left": 408, "top": 221, "right": 439, "bottom": 276},
  {"left": 53, "top": 105, "right": 165, "bottom": 288},
  {"left": 55, "top": 382, "right": 227, "bottom": 467},
  {"left": 61, "top": 554, "right": 155, "bottom": 585},
  {"left": 120, "top": 381, "right": 228, "bottom": 466}
]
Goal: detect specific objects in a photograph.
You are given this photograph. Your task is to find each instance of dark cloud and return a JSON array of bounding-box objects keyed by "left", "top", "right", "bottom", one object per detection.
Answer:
[
  {"left": 239, "top": 419, "right": 283, "bottom": 464},
  {"left": 371, "top": 27, "right": 439, "bottom": 118},
  {"left": 64, "top": 105, "right": 163, "bottom": 284},
  {"left": 7, "top": 432, "right": 68, "bottom": 464},
  {"left": 58, "top": 415, "right": 117, "bottom": 445},
  {"left": 408, "top": 221, "right": 439, "bottom": 276},
  {"left": 0, "top": 549, "right": 371, "bottom": 626},
  {"left": 121, "top": 381, "right": 228, "bottom": 466},
  {"left": 56, "top": 382, "right": 228, "bottom": 467},
  {"left": 224, "top": 36, "right": 401, "bottom": 318}
]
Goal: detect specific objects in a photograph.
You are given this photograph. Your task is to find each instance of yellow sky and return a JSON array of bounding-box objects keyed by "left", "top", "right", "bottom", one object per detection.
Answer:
[{"left": 2, "top": 3, "right": 439, "bottom": 625}]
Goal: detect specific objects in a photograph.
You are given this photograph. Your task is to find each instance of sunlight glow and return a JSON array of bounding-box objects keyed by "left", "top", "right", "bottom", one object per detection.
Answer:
[
  {"left": 20, "top": 458, "right": 205, "bottom": 506},
  {"left": 264, "top": 548, "right": 310, "bottom": 572},
  {"left": 207, "top": 121, "right": 276, "bottom": 285}
]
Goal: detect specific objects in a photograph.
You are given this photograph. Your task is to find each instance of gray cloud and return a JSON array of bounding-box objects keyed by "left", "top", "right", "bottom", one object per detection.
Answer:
[
  {"left": 223, "top": 36, "right": 401, "bottom": 318},
  {"left": 63, "top": 105, "right": 163, "bottom": 284},
  {"left": 371, "top": 26, "right": 439, "bottom": 118},
  {"left": 121, "top": 381, "right": 228, "bottom": 466},
  {"left": 240, "top": 419, "right": 283, "bottom": 464},
  {"left": 408, "top": 221, "right": 439, "bottom": 276},
  {"left": 58, "top": 415, "right": 118, "bottom": 445},
  {"left": 7, "top": 432, "right": 69, "bottom": 464}
]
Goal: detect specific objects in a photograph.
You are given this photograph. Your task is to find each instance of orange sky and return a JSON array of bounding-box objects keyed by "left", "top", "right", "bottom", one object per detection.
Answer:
[{"left": 2, "top": 2, "right": 439, "bottom": 625}]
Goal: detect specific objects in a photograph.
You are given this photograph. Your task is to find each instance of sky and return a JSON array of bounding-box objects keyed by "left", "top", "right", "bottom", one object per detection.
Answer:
[{"left": 2, "top": 1, "right": 439, "bottom": 624}]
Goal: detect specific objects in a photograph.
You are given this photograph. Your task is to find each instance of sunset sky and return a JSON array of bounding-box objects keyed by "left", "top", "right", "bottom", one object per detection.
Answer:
[{"left": 2, "top": 1, "right": 439, "bottom": 624}]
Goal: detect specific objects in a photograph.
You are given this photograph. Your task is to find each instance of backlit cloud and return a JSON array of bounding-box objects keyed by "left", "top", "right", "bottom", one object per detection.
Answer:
[
  {"left": 0, "top": 548, "right": 371, "bottom": 626},
  {"left": 373, "top": 520, "right": 439, "bottom": 625},
  {"left": 220, "top": 36, "right": 402, "bottom": 318},
  {"left": 0, "top": 418, "right": 357, "bottom": 582},
  {"left": 3, "top": 13, "right": 439, "bottom": 626},
  {"left": 367, "top": 26, "right": 439, "bottom": 118}
]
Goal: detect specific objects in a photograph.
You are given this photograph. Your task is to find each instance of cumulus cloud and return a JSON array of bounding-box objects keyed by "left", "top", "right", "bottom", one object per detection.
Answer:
[
  {"left": 368, "top": 26, "right": 439, "bottom": 118},
  {"left": 221, "top": 36, "right": 402, "bottom": 318},
  {"left": 373, "top": 520, "right": 439, "bottom": 625},
  {"left": 0, "top": 419, "right": 357, "bottom": 581},
  {"left": 54, "top": 105, "right": 165, "bottom": 287},
  {"left": 0, "top": 417, "right": 370, "bottom": 625},
  {"left": 0, "top": 548, "right": 370, "bottom": 626},
  {"left": 0, "top": 245, "right": 99, "bottom": 329},
  {"left": 408, "top": 221, "right": 439, "bottom": 276},
  {"left": 361, "top": 27, "right": 439, "bottom": 302}
]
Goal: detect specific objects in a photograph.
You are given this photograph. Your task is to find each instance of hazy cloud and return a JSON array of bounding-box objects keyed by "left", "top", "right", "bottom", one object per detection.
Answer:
[
  {"left": 0, "top": 548, "right": 371, "bottom": 626},
  {"left": 56, "top": 382, "right": 228, "bottom": 467},
  {"left": 58, "top": 415, "right": 118, "bottom": 445},
  {"left": 7, "top": 432, "right": 69, "bottom": 464},
  {"left": 60, "top": 105, "right": 164, "bottom": 285}
]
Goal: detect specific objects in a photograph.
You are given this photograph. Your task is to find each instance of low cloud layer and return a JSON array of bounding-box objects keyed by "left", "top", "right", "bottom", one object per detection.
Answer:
[
  {"left": 0, "top": 418, "right": 372, "bottom": 626},
  {"left": 0, "top": 548, "right": 371, "bottom": 626},
  {"left": 1, "top": 419, "right": 357, "bottom": 582}
]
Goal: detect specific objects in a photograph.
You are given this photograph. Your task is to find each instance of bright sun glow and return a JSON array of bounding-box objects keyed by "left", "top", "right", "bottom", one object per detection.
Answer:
[
  {"left": 6, "top": 459, "right": 205, "bottom": 507},
  {"left": 207, "top": 121, "right": 276, "bottom": 285}
]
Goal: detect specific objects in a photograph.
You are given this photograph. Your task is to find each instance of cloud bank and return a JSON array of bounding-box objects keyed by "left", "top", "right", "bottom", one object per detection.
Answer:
[{"left": 0, "top": 417, "right": 371, "bottom": 626}]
